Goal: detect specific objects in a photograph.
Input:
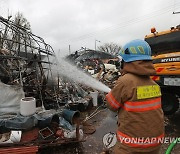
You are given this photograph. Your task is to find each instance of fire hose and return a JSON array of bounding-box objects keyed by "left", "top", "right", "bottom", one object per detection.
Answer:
[
  {"left": 83, "top": 105, "right": 107, "bottom": 122},
  {"left": 165, "top": 138, "right": 180, "bottom": 154}
]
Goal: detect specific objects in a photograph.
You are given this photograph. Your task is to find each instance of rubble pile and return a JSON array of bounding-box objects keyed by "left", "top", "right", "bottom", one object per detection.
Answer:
[
  {"left": 0, "top": 16, "right": 87, "bottom": 152},
  {"left": 74, "top": 56, "right": 121, "bottom": 88},
  {"left": 0, "top": 16, "right": 121, "bottom": 152}
]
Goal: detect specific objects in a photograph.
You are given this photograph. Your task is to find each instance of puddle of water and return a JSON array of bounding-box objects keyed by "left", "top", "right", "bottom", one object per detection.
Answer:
[{"left": 81, "top": 110, "right": 117, "bottom": 153}]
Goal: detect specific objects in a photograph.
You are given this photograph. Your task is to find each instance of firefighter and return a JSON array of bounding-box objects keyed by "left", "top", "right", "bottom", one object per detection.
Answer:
[{"left": 105, "top": 39, "right": 164, "bottom": 154}]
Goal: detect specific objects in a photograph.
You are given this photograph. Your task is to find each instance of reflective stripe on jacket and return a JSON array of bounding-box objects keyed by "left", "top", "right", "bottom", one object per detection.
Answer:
[
  {"left": 106, "top": 91, "right": 122, "bottom": 110},
  {"left": 123, "top": 97, "right": 161, "bottom": 112},
  {"left": 106, "top": 92, "right": 161, "bottom": 112}
]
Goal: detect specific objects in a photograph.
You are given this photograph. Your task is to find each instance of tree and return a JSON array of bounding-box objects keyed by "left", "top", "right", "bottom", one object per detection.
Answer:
[
  {"left": 0, "top": 12, "right": 32, "bottom": 52},
  {"left": 98, "top": 42, "right": 121, "bottom": 56},
  {"left": 14, "top": 12, "right": 31, "bottom": 30},
  {"left": 11, "top": 12, "right": 32, "bottom": 53}
]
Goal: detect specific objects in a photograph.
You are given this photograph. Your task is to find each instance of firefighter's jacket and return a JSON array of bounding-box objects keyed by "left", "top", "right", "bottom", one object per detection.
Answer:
[{"left": 106, "top": 60, "right": 164, "bottom": 152}]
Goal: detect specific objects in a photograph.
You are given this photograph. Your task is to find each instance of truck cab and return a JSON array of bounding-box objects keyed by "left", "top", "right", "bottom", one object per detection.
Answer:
[{"left": 145, "top": 25, "right": 180, "bottom": 115}]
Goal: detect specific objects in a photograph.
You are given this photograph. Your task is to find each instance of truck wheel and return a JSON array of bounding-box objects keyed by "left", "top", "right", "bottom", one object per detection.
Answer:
[{"left": 161, "top": 93, "right": 179, "bottom": 115}]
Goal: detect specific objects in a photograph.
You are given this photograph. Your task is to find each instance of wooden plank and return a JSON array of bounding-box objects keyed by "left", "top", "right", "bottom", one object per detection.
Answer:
[{"left": 0, "top": 146, "right": 38, "bottom": 154}]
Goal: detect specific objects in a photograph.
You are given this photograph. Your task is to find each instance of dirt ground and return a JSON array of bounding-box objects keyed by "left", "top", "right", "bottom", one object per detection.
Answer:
[
  {"left": 162, "top": 109, "right": 180, "bottom": 154},
  {"left": 40, "top": 107, "right": 180, "bottom": 154}
]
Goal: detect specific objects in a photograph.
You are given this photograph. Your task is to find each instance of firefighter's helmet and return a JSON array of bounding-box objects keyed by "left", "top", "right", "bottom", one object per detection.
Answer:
[{"left": 119, "top": 39, "right": 152, "bottom": 62}]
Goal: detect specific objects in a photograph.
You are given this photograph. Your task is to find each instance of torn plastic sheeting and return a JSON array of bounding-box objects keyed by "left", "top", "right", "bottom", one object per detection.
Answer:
[
  {"left": 0, "top": 114, "right": 17, "bottom": 132},
  {"left": 0, "top": 131, "right": 22, "bottom": 144},
  {"left": 5, "top": 114, "right": 38, "bottom": 130},
  {"left": 0, "top": 81, "right": 25, "bottom": 115}
]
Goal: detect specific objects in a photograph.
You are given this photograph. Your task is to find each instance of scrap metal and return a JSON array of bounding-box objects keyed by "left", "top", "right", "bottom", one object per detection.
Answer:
[{"left": 0, "top": 16, "right": 87, "bottom": 153}]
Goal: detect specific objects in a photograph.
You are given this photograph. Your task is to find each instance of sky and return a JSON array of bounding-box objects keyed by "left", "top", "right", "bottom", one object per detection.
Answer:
[{"left": 0, "top": 0, "right": 180, "bottom": 56}]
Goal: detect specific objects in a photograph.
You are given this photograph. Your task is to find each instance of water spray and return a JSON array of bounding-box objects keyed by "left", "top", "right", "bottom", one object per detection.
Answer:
[{"left": 52, "top": 55, "right": 111, "bottom": 93}]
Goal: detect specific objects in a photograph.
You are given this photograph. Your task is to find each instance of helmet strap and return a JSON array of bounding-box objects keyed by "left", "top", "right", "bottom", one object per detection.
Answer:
[{"left": 120, "top": 59, "right": 124, "bottom": 69}]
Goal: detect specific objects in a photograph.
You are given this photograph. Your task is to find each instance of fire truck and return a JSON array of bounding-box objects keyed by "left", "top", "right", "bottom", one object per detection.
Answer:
[{"left": 145, "top": 25, "right": 180, "bottom": 115}]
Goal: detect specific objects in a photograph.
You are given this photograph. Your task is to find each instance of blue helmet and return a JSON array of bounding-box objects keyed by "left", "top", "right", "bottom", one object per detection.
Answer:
[{"left": 119, "top": 39, "right": 152, "bottom": 62}]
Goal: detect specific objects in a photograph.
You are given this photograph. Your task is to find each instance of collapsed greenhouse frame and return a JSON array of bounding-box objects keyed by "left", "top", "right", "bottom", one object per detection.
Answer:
[
  {"left": 0, "top": 16, "right": 84, "bottom": 152},
  {"left": 0, "top": 15, "right": 58, "bottom": 107}
]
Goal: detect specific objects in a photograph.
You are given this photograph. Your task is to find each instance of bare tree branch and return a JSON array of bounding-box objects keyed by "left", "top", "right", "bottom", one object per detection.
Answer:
[{"left": 98, "top": 42, "right": 121, "bottom": 56}]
